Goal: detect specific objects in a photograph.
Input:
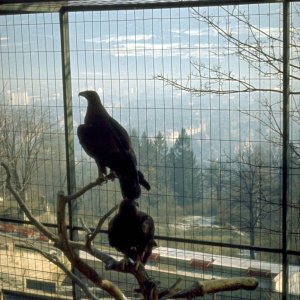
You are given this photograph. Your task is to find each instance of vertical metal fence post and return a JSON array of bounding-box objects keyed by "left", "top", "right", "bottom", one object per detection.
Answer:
[
  {"left": 282, "top": 1, "right": 290, "bottom": 299},
  {"left": 60, "top": 8, "right": 79, "bottom": 300}
]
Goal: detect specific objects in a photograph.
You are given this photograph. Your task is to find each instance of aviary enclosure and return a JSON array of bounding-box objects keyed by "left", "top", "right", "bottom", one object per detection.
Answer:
[{"left": 0, "top": 0, "right": 299, "bottom": 299}]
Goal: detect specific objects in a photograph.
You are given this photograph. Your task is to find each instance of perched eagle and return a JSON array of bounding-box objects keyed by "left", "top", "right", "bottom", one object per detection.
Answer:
[
  {"left": 108, "top": 199, "right": 156, "bottom": 266},
  {"left": 77, "top": 90, "right": 150, "bottom": 200}
]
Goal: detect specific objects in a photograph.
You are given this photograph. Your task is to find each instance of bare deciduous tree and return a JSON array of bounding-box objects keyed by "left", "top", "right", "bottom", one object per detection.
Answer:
[
  {"left": 0, "top": 95, "right": 65, "bottom": 219},
  {"left": 155, "top": 5, "right": 300, "bottom": 153},
  {"left": 155, "top": 4, "right": 300, "bottom": 260}
]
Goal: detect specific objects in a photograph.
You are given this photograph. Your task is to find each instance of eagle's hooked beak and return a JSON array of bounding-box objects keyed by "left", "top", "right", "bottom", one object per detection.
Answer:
[{"left": 78, "top": 91, "right": 87, "bottom": 97}]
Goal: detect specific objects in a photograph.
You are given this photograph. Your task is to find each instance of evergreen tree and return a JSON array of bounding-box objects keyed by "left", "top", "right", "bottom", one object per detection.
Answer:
[
  {"left": 167, "top": 129, "right": 202, "bottom": 213},
  {"left": 139, "top": 131, "right": 155, "bottom": 169},
  {"left": 129, "top": 128, "right": 140, "bottom": 161},
  {"left": 152, "top": 132, "right": 169, "bottom": 193},
  {"left": 139, "top": 132, "right": 170, "bottom": 205}
]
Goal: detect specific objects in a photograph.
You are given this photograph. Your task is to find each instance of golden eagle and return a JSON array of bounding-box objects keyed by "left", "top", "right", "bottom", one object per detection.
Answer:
[
  {"left": 78, "top": 90, "right": 150, "bottom": 200},
  {"left": 108, "top": 199, "right": 156, "bottom": 266}
]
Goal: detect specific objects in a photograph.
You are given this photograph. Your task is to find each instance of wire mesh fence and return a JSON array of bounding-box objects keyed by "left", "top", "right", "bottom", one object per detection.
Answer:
[{"left": 0, "top": 1, "right": 299, "bottom": 299}]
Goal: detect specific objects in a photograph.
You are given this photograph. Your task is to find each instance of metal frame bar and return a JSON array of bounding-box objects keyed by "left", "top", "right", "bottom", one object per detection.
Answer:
[
  {"left": 1, "top": 215, "right": 299, "bottom": 256},
  {"left": 60, "top": 10, "right": 77, "bottom": 227},
  {"left": 61, "top": 0, "right": 290, "bottom": 12},
  {"left": 1, "top": 0, "right": 297, "bottom": 14},
  {"left": 60, "top": 9, "right": 79, "bottom": 300},
  {"left": 282, "top": 1, "right": 291, "bottom": 299}
]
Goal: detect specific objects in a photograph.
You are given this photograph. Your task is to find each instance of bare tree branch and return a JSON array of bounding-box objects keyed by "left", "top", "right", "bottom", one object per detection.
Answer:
[{"left": 156, "top": 7, "right": 300, "bottom": 96}]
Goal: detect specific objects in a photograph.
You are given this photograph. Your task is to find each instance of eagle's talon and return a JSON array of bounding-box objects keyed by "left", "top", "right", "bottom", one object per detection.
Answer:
[
  {"left": 96, "top": 174, "right": 107, "bottom": 184},
  {"left": 119, "top": 256, "right": 135, "bottom": 271},
  {"left": 107, "top": 172, "right": 117, "bottom": 181}
]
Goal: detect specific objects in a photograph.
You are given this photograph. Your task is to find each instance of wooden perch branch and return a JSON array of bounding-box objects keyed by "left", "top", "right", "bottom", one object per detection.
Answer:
[
  {"left": 57, "top": 191, "right": 127, "bottom": 300},
  {"left": 106, "top": 258, "right": 159, "bottom": 300},
  {"left": 63, "top": 176, "right": 108, "bottom": 202},
  {"left": 84, "top": 204, "right": 119, "bottom": 246},
  {"left": 159, "top": 278, "right": 182, "bottom": 300},
  {"left": 169, "top": 277, "right": 258, "bottom": 298}
]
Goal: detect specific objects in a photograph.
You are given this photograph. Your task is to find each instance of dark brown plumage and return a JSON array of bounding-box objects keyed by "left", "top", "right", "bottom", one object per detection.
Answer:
[
  {"left": 108, "top": 199, "right": 156, "bottom": 265},
  {"left": 77, "top": 90, "right": 150, "bottom": 200}
]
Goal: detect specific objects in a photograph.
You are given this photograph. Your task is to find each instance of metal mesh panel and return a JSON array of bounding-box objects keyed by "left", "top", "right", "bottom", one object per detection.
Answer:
[
  {"left": 0, "top": 1, "right": 299, "bottom": 299},
  {"left": 0, "top": 13, "right": 70, "bottom": 298}
]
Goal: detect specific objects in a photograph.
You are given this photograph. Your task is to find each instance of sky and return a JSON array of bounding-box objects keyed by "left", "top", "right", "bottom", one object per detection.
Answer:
[
  {"left": 0, "top": 4, "right": 287, "bottom": 96},
  {"left": 0, "top": 2, "right": 298, "bottom": 160}
]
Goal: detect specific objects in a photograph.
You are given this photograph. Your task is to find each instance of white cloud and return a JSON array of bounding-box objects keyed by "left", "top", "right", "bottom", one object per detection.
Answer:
[
  {"left": 83, "top": 30, "right": 223, "bottom": 59},
  {"left": 170, "top": 29, "right": 181, "bottom": 35},
  {"left": 0, "top": 36, "right": 8, "bottom": 47},
  {"left": 184, "top": 28, "right": 210, "bottom": 37},
  {"left": 165, "top": 130, "right": 180, "bottom": 143},
  {"left": 80, "top": 71, "right": 105, "bottom": 77},
  {"left": 254, "top": 27, "right": 282, "bottom": 39},
  {"left": 230, "top": 24, "right": 282, "bottom": 40},
  {"left": 90, "top": 41, "right": 192, "bottom": 58},
  {"left": 85, "top": 34, "right": 154, "bottom": 44},
  {"left": 186, "top": 125, "right": 204, "bottom": 136}
]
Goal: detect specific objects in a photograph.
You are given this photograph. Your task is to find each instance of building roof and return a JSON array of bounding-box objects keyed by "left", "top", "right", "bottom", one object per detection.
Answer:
[{"left": 152, "top": 246, "right": 300, "bottom": 276}]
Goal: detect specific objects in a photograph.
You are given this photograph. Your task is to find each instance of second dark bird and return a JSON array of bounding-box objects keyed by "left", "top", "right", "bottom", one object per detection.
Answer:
[
  {"left": 108, "top": 199, "right": 156, "bottom": 266},
  {"left": 77, "top": 90, "right": 150, "bottom": 200}
]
